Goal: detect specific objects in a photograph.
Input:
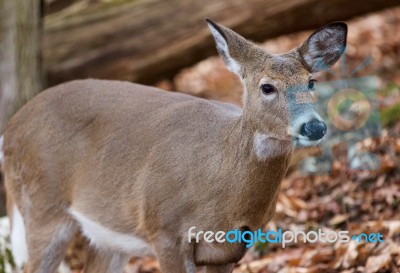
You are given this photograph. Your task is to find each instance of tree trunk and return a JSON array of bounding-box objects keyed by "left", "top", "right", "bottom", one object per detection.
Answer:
[
  {"left": 44, "top": 0, "right": 400, "bottom": 86},
  {"left": 0, "top": 0, "right": 42, "bottom": 132},
  {"left": 0, "top": 0, "right": 17, "bottom": 134},
  {"left": 0, "top": 0, "right": 42, "bottom": 215}
]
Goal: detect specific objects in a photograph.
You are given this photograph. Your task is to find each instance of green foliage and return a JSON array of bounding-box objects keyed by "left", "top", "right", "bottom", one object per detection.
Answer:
[
  {"left": 338, "top": 99, "right": 353, "bottom": 113},
  {"left": 0, "top": 228, "right": 15, "bottom": 273},
  {"left": 378, "top": 82, "right": 400, "bottom": 128},
  {"left": 254, "top": 240, "right": 269, "bottom": 254},
  {"left": 379, "top": 82, "right": 399, "bottom": 97},
  {"left": 5, "top": 249, "right": 15, "bottom": 269},
  {"left": 381, "top": 103, "right": 400, "bottom": 127}
]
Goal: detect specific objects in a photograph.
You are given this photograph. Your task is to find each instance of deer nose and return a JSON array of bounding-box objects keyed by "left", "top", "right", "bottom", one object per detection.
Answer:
[{"left": 300, "top": 119, "right": 327, "bottom": 141}]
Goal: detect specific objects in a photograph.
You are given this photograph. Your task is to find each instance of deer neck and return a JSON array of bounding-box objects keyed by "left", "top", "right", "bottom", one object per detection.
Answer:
[
  {"left": 221, "top": 111, "right": 292, "bottom": 226},
  {"left": 226, "top": 110, "right": 293, "bottom": 165}
]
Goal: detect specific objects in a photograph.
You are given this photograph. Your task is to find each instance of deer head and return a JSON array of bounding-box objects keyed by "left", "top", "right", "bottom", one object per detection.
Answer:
[{"left": 207, "top": 19, "right": 347, "bottom": 148}]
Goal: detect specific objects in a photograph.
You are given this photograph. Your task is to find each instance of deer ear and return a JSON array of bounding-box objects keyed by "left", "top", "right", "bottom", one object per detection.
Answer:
[
  {"left": 299, "top": 22, "right": 347, "bottom": 72},
  {"left": 206, "top": 19, "right": 241, "bottom": 75}
]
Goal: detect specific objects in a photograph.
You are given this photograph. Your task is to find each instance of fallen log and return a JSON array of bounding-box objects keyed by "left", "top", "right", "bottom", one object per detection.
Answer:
[{"left": 44, "top": 0, "right": 400, "bottom": 86}]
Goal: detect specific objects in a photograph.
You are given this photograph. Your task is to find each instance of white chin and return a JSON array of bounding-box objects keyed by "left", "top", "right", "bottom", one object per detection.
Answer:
[{"left": 294, "top": 137, "right": 322, "bottom": 148}]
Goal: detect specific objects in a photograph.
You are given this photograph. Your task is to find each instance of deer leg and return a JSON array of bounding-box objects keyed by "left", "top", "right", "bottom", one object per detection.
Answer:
[
  {"left": 154, "top": 237, "right": 196, "bottom": 273},
  {"left": 23, "top": 215, "right": 78, "bottom": 273}
]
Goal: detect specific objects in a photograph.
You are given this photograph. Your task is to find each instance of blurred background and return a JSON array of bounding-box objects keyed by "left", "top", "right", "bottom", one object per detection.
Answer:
[{"left": 0, "top": 0, "right": 399, "bottom": 272}]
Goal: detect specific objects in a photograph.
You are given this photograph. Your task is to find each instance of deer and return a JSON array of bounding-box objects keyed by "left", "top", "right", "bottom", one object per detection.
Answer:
[{"left": 1, "top": 19, "right": 347, "bottom": 273}]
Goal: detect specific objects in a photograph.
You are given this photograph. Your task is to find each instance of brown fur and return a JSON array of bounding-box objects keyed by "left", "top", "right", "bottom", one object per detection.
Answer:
[{"left": 3, "top": 20, "right": 346, "bottom": 273}]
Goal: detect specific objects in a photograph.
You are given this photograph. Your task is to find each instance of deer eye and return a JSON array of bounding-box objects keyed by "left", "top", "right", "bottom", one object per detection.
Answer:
[
  {"left": 260, "top": 84, "right": 276, "bottom": 95},
  {"left": 308, "top": 79, "right": 317, "bottom": 90}
]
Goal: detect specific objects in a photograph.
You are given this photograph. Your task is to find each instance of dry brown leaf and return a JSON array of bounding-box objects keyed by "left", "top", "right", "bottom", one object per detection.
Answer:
[
  {"left": 386, "top": 220, "right": 400, "bottom": 237},
  {"left": 342, "top": 241, "right": 360, "bottom": 269},
  {"left": 328, "top": 214, "right": 348, "bottom": 226},
  {"left": 365, "top": 253, "right": 391, "bottom": 273}
]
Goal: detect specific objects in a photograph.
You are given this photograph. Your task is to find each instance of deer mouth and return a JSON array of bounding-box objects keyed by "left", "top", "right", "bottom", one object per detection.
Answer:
[{"left": 292, "top": 136, "right": 323, "bottom": 148}]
